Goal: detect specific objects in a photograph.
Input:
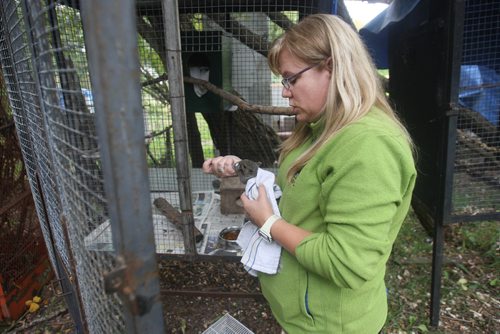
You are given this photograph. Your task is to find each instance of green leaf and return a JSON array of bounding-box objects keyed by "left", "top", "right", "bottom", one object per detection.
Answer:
[{"left": 417, "top": 324, "right": 428, "bottom": 332}]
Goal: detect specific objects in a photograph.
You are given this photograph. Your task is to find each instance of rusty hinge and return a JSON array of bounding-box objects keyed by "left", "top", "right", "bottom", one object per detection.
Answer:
[
  {"left": 50, "top": 278, "right": 73, "bottom": 298},
  {"left": 103, "top": 256, "right": 157, "bottom": 316}
]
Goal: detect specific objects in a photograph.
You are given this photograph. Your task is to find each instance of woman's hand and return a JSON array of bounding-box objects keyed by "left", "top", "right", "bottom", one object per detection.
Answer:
[
  {"left": 202, "top": 155, "right": 241, "bottom": 178},
  {"left": 240, "top": 185, "right": 274, "bottom": 228},
  {"left": 242, "top": 185, "right": 311, "bottom": 254}
]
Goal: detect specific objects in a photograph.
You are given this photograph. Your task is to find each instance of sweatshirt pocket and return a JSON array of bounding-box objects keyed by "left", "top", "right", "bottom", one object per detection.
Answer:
[
  {"left": 259, "top": 254, "right": 315, "bottom": 330},
  {"left": 300, "top": 271, "right": 315, "bottom": 325}
]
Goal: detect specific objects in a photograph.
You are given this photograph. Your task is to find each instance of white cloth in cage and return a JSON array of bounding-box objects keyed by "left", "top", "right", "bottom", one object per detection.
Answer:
[{"left": 236, "top": 168, "right": 282, "bottom": 277}]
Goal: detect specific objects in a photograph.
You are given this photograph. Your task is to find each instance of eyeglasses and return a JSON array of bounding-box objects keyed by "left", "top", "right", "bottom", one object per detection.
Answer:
[{"left": 281, "top": 62, "right": 321, "bottom": 90}]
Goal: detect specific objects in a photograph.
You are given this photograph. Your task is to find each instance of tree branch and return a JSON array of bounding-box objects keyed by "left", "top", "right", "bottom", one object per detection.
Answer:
[
  {"left": 142, "top": 74, "right": 295, "bottom": 116},
  {"left": 266, "top": 12, "right": 295, "bottom": 31},
  {"left": 207, "top": 13, "right": 270, "bottom": 57}
]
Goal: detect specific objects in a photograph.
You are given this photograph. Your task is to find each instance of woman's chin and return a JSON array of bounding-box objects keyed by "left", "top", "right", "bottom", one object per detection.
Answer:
[{"left": 295, "top": 114, "right": 307, "bottom": 123}]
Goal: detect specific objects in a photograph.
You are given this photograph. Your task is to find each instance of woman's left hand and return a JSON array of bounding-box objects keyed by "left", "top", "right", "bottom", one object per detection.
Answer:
[
  {"left": 240, "top": 185, "right": 274, "bottom": 228},
  {"left": 202, "top": 155, "right": 241, "bottom": 178}
]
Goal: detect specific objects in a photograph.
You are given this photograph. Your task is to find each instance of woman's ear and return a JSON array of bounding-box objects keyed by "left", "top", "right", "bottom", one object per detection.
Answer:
[{"left": 326, "top": 57, "right": 333, "bottom": 72}]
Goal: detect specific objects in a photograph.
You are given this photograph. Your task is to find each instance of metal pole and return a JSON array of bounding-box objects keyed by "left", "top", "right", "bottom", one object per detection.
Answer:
[
  {"left": 430, "top": 0, "right": 465, "bottom": 326},
  {"left": 162, "top": 0, "right": 197, "bottom": 255},
  {"left": 80, "top": 1, "right": 166, "bottom": 332},
  {"left": 430, "top": 217, "right": 444, "bottom": 326}
]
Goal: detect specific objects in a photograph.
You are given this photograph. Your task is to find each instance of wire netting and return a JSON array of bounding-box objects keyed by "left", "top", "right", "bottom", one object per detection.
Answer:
[
  {"left": 138, "top": 0, "right": 320, "bottom": 183},
  {"left": 138, "top": 0, "right": 321, "bottom": 253},
  {"left": 0, "top": 66, "right": 47, "bottom": 317},
  {"left": 0, "top": 1, "right": 124, "bottom": 332},
  {"left": 0, "top": 0, "right": 60, "bottom": 283},
  {"left": 453, "top": 0, "right": 499, "bottom": 218},
  {"left": 6, "top": 0, "right": 498, "bottom": 331},
  {"left": 1, "top": 0, "right": 326, "bottom": 331}
]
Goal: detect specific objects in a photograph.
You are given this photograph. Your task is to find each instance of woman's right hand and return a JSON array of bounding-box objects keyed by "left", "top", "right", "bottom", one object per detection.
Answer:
[{"left": 202, "top": 155, "right": 241, "bottom": 178}]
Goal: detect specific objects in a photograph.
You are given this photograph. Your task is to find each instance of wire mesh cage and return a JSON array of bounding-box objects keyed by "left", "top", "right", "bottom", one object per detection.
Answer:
[
  {"left": 202, "top": 313, "right": 254, "bottom": 334},
  {"left": 387, "top": 0, "right": 499, "bottom": 326},
  {"left": 0, "top": 78, "right": 51, "bottom": 320},
  {"left": 0, "top": 0, "right": 331, "bottom": 332},
  {"left": 136, "top": 0, "right": 325, "bottom": 257},
  {"left": 0, "top": 1, "right": 123, "bottom": 332},
  {"left": 454, "top": 0, "right": 499, "bottom": 219},
  {"left": 388, "top": 0, "right": 499, "bottom": 224}
]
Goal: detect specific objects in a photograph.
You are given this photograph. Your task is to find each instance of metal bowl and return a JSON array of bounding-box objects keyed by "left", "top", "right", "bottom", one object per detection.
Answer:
[{"left": 218, "top": 226, "right": 241, "bottom": 251}]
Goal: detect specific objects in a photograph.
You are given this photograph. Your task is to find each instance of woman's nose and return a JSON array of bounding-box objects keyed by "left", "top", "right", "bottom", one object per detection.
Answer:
[{"left": 282, "top": 86, "right": 292, "bottom": 98}]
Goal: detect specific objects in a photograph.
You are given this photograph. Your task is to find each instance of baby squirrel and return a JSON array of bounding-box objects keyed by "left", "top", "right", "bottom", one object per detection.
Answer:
[{"left": 233, "top": 159, "right": 261, "bottom": 184}]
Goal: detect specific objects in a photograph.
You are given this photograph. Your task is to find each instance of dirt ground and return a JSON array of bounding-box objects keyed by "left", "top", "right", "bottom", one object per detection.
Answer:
[
  {"left": 2, "top": 218, "right": 498, "bottom": 334},
  {"left": 159, "top": 258, "right": 282, "bottom": 333},
  {"left": 1, "top": 259, "right": 280, "bottom": 334}
]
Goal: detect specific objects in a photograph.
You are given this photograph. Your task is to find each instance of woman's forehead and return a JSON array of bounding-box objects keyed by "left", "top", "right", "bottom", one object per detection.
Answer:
[{"left": 278, "top": 49, "right": 307, "bottom": 74}]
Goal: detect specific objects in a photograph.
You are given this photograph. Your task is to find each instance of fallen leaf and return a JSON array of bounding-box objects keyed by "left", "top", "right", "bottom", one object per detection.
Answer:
[
  {"left": 28, "top": 302, "right": 40, "bottom": 313},
  {"left": 417, "top": 324, "right": 428, "bottom": 332}
]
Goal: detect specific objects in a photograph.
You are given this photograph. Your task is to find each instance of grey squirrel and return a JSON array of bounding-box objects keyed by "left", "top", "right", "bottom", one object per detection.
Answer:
[{"left": 233, "top": 159, "right": 261, "bottom": 184}]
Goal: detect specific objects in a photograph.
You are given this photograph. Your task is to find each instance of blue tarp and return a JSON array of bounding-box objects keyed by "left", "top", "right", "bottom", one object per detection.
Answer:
[
  {"left": 359, "top": 0, "right": 421, "bottom": 69},
  {"left": 359, "top": 0, "right": 499, "bottom": 125},
  {"left": 459, "top": 65, "right": 500, "bottom": 126}
]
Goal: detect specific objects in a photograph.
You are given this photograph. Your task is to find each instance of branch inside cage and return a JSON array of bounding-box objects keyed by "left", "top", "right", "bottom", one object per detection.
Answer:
[
  {"left": 138, "top": 0, "right": 356, "bottom": 60},
  {"left": 206, "top": 13, "right": 270, "bottom": 57},
  {"left": 458, "top": 106, "right": 499, "bottom": 145},
  {"left": 142, "top": 73, "right": 295, "bottom": 116},
  {"left": 455, "top": 108, "right": 499, "bottom": 188},
  {"left": 455, "top": 128, "right": 500, "bottom": 188}
]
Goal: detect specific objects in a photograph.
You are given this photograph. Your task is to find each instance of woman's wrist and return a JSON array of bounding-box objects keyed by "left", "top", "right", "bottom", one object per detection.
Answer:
[
  {"left": 259, "top": 214, "right": 282, "bottom": 242},
  {"left": 259, "top": 212, "right": 277, "bottom": 228}
]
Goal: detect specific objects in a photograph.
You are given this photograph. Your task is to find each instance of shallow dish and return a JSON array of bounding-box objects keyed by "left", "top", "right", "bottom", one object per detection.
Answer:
[{"left": 218, "top": 226, "right": 241, "bottom": 251}]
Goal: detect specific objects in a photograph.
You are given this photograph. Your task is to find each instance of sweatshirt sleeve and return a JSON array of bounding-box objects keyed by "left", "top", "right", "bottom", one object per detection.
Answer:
[{"left": 294, "top": 133, "right": 415, "bottom": 289}]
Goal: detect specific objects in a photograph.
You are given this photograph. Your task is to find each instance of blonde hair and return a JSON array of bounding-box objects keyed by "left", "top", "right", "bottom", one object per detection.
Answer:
[{"left": 268, "top": 14, "right": 414, "bottom": 182}]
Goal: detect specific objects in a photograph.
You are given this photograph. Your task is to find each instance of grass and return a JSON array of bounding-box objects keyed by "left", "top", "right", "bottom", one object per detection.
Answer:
[{"left": 385, "top": 209, "right": 499, "bottom": 333}]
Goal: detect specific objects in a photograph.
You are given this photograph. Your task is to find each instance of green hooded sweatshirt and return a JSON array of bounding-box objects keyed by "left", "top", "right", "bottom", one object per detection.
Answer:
[{"left": 259, "top": 108, "right": 416, "bottom": 333}]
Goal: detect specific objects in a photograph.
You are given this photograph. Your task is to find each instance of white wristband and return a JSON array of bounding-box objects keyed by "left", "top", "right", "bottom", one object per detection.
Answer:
[
  {"left": 263, "top": 214, "right": 281, "bottom": 228},
  {"left": 258, "top": 214, "right": 281, "bottom": 242}
]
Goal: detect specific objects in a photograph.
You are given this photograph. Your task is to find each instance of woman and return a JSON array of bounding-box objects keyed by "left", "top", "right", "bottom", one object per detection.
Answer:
[{"left": 203, "top": 14, "right": 416, "bottom": 333}]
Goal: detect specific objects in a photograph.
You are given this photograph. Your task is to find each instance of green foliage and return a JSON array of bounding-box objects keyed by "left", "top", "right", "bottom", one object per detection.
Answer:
[
  {"left": 55, "top": 5, "right": 91, "bottom": 88},
  {"left": 456, "top": 221, "right": 499, "bottom": 259},
  {"left": 192, "top": 13, "right": 204, "bottom": 31},
  {"left": 138, "top": 35, "right": 165, "bottom": 83},
  {"left": 197, "top": 113, "right": 215, "bottom": 159},
  {"left": 378, "top": 69, "right": 389, "bottom": 78},
  {"left": 144, "top": 110, "right": 214, "bottom": 167},
  {"left": 385, "top": 210, "right": 499, "bottom": 333}
]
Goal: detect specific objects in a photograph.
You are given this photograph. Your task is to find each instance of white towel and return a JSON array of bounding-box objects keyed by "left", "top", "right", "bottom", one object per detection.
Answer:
[{"left": 236, "top": 168, "right": 282, "bottom": 276}]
